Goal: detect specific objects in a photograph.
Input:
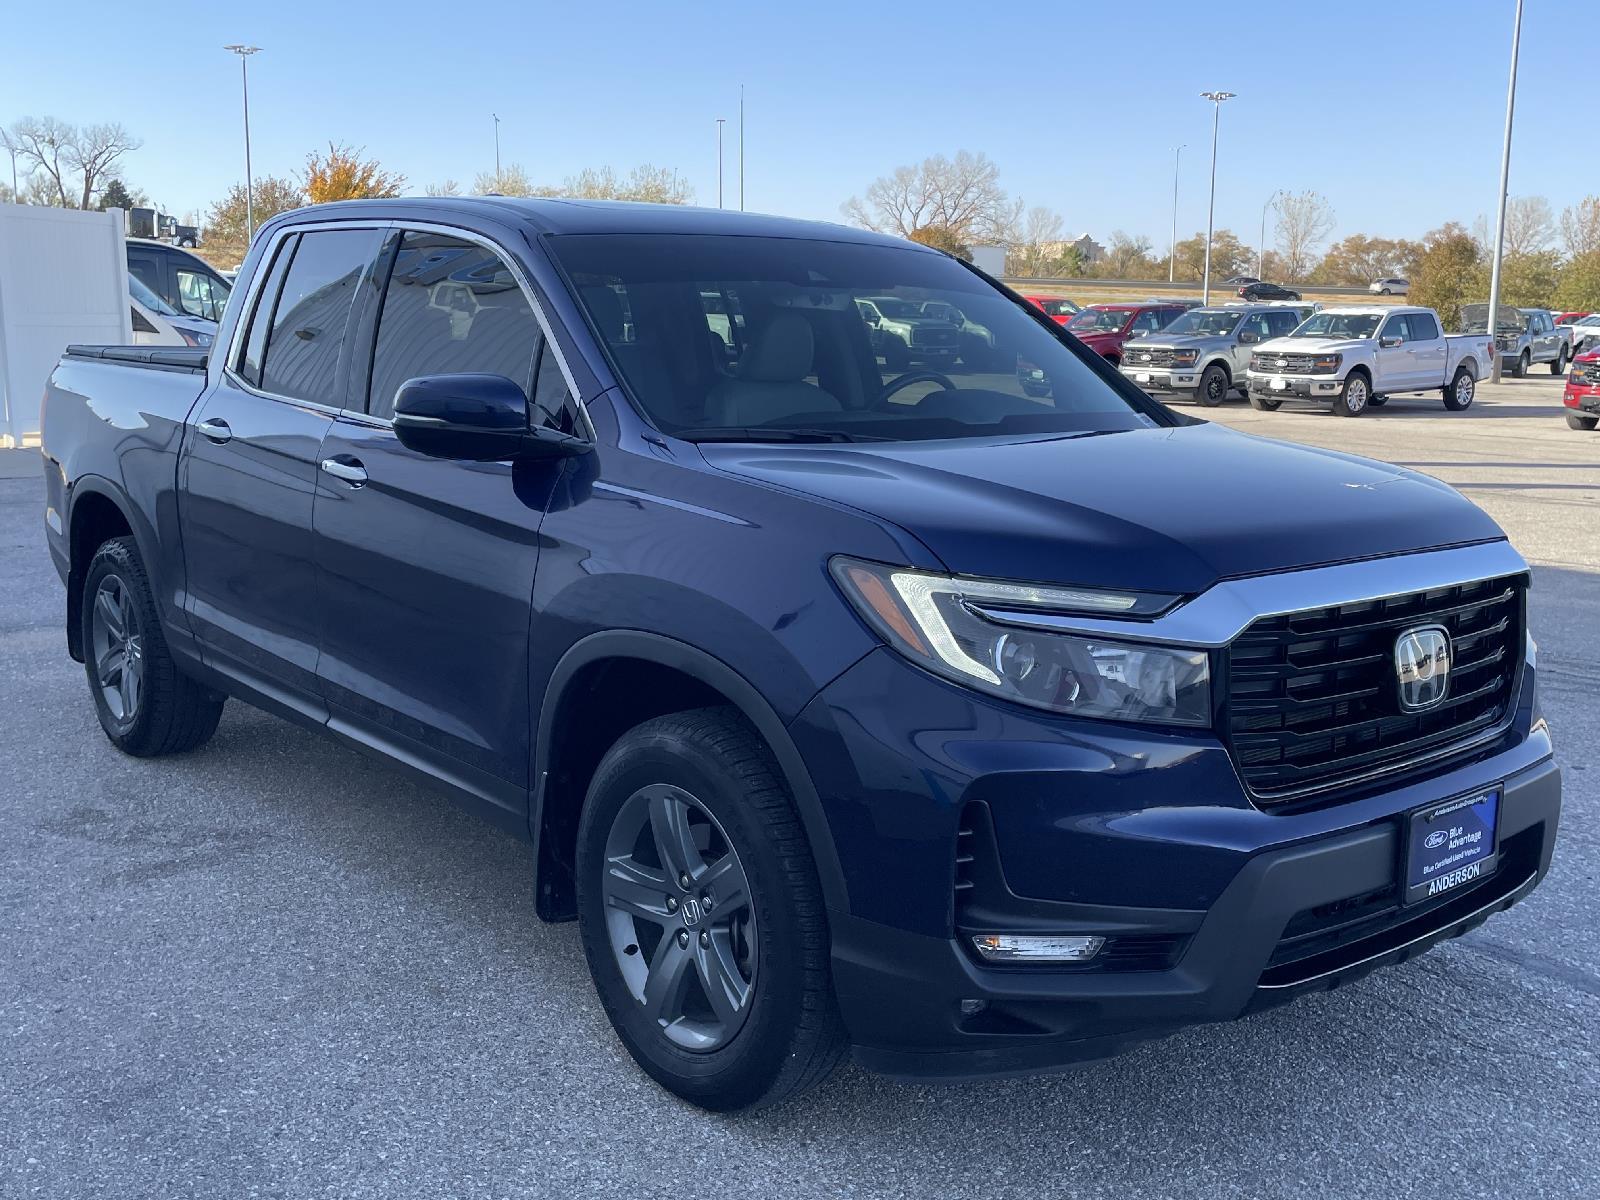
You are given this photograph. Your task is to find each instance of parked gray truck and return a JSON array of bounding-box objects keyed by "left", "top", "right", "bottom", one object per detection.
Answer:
[
  {"left": 1119, "top": 304, "right": 1308, "bottom": 406},
  {"left": 1462, "top": 305, "right": 1571, "bottom": 378}
]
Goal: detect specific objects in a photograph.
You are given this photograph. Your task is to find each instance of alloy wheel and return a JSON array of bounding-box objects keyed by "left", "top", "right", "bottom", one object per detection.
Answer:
[
  {"left": 90, "top": 574, "right": 142, "bottom": 723},
  {"left": 600, "top": 782, "right": 757, "bottom": 1052}
]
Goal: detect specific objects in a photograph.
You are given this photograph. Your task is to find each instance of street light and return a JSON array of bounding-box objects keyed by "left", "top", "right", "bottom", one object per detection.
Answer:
[
  {"left": 1169, "top": 145, "right": 1184, "bottom": 284},
  {"left": 1199, "top": 90, "right": 1235, "bottom": 305},
  {"left": 739, "top": 85, "right": 745, "bottom": 212},
  {"left": 1258, "top": 189, "right": 1283, "bottom": 279},
  {"left": 716, "top": 117, "right": 726, "bottom": 209},
  {"left": 493, "top": 113, "right": 501, "bottom": 178},
  {"left": 224, "top": 45, "right": 261, "bottom": 240},
  {"left": 1485, "top": 0, "right": 1524, "bottom": 384}
]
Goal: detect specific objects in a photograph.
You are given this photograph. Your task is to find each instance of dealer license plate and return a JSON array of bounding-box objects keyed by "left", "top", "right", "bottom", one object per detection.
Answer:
[
  {"left": 1135, "top": 372, "right": 1152, "bottom": 383},
  {"left": 1270, "top": 376, "right": 1289, "bottom": 390},
  {"left": 1404, "top": 787, "right": 1499, "bottom": 905}
]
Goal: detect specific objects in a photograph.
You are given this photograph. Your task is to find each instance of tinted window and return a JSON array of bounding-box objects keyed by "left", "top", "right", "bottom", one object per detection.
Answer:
[
  {"left": 127, "top": 252, "right": 161, "bottom": 296},
  {"left": 1379, "top": 315, "right": 1411, "bottom": 342},
  {"left": 1240, "top": 313, "right": 1274, "bottom": 340},
  {"left": 237, "top": 235, "right": 298, "bottom": 387},
  {"left": 259, "top": 229, "right": 382, "bottom": 404},
  {"left": 1409, "top": 311, "right": 1440, "bottom": 340},
  {"left": 551, "top": 233, "right": 1159, "bottom": 441},
  {"left": 368, "top": 232, "right": 541, "bottom": 420},
  {"left": 1267, "top": 310, "right": 1300, "bottom": 336},
  {"left": 176, "top": 268, "right": 228, "bottom": 322},
  {"left": 531, "top": 342, "right": 581, "bottom": 435}
]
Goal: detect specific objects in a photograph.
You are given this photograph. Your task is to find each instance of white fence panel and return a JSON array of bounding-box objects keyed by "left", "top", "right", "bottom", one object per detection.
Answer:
[{"left": 0, "top": 204, "right": 131, "bottom": 447}]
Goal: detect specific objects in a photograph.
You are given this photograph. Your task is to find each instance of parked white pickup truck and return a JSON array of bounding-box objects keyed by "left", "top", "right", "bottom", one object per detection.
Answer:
[{"left": 1245, "top": 306, "right": 1495, "bottom": 418}]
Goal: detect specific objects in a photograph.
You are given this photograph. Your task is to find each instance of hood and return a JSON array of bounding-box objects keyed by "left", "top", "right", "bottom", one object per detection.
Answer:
[
  {"left": 1253, "top": 335, "right": 1364, "bottom": 356},
  {"left": 1126, "top": 332, "right": 1226, "bottom": 352},
  {"left": 1071, "top": 328, "right": 1126, "bottom": 347},
  {"left": 699, "top": 423, "right": 1502, "bottom": 595}
]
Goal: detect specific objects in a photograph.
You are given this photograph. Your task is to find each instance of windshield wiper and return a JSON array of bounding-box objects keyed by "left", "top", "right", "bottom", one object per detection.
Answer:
[{"left": 676, "top": 426, "right": 880, "bottom": 444}]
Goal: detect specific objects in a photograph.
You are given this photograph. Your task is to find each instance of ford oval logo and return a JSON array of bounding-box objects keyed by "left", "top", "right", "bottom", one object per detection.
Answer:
[
  {"left": 1424, "top": 830, "right": 1449, "bottom": 849},
  {"left": 1274, "top": 357, "right": 1288, "bottom": 368}
]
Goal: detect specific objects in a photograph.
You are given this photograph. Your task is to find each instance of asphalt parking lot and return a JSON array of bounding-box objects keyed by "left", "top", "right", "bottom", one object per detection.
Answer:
[{"left": 2, "top": 375, "right": 1596, "bottom": 1199}]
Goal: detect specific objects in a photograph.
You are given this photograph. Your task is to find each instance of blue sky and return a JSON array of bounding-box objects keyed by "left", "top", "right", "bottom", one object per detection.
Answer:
[{"left": 1, "top": 0, "right": 1584, "bottom": 248}]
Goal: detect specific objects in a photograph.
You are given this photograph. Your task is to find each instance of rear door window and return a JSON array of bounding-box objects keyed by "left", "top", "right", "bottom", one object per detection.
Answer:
[
  {"left": 367, "top": 231, "right": 542, "bottom": 420},
  {"left": 259, "top": 228, "right": 384, "bottom": 406},
  {"left": 176, "top": 267, "right": 229, "bottom": 323}
]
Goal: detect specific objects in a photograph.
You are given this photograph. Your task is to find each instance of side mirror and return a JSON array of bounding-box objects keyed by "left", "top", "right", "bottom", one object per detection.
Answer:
[
  {"left": 1379, "top": 336, "right": 1404, "bottom": 348},
  {"left": 1238, "top": 331, "right": 1260, "bottom": 344},
  {"left": 393, "top": 373, "right": 588, "bottom": 462}
]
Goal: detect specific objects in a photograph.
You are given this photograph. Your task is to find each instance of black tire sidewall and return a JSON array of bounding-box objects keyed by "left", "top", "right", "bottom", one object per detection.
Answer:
[
  {"left": 576, "top": 720, "right": 818, "bottom": 1109},
  {"left": 82, "top": 539, "right": 157, "bottom": 748},
  {"left": 1197, "top": 363, "right": 1229, "bottom": 406}
]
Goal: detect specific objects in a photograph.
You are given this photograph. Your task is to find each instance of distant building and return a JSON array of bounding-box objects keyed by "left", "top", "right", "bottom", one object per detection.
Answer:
[{"left": 1037, "top": 235, "right": 1106, "bottom": 268}]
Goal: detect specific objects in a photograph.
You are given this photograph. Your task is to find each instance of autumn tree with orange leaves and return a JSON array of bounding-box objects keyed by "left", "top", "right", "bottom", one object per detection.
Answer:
[{"left": 304, "top": 142, "right": 405, "bottom": 204}]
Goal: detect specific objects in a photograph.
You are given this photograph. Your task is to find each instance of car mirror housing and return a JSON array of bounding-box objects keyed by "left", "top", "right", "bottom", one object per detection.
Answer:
[
  {"left": 1238, "top": 331, "right": 1260, "bottom": 344},
  {"left": 392, "top": 373, "right": 589, "bottom": 463}
]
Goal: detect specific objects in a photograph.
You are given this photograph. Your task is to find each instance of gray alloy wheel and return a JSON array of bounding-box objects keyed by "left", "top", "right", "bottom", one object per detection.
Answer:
[
  {"left": 600, "top": 781, "right": 757, "bottom": 1052},
  {"left": 89, "top": 574, "right": 143, "bottom": 726},
  {"left": 1444, "top": 367, "right": 1476, "bottom": 410},
  {"left": 1335, "top": 372, "right": 1370, "bottom": 417}
]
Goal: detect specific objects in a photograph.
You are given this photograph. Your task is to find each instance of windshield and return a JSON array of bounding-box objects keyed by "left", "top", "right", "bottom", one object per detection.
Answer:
[
  {"left": 128, "top": 274, "right": 179, "bottom": 317},
  {"left": 1159, "top": 308, "right": 1242, "bottom": 337},
  {"left": 1292, "top": 312, "right": 1382, "bottom": 339},
  {"left": 1037, "top": 297, "right": 1077, "bottom": 316},
  {"left": 551, "top": 233, "right": 1161, "bottom": 443},
  {"left": 1066, "top": 307, "right": 1133, "bottom": 333}
]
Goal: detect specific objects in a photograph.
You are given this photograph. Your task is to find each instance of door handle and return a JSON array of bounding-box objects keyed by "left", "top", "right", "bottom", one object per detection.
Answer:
[
  {"left": 320, "top": 457, "right": 368, "bottom": 487},
  {"left": 196, "top": 417, "right": 232, "bottom": 444}
]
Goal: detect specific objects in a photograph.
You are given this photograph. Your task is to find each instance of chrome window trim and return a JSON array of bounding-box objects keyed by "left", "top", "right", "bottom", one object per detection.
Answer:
[
  {"left": 967, "top": 539, "right": 1529, "bottom": 649},
  {"left": 221, "top": 216, "right": 594, "bottom": 441}
]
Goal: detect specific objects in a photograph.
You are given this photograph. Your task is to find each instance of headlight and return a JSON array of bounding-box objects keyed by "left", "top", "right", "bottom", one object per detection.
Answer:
[
  {"left": 1311, "top": 353, "right": 1341, "bottom": 373},
  {"left": 1170, "top": 349, "right": 1199, "bottom": 367},
  {"left": 830, "top": 558, "right": 1210, "bottom": 727}
]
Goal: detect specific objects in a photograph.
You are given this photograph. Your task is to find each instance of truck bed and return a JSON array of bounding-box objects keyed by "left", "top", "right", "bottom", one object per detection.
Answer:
[{"left": 64, "top": 344, "right": 209, "bottom": 373}]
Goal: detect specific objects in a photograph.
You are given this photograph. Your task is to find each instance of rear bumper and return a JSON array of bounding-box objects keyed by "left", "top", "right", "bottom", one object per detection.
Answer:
[{"left": 831, "top": 756, "right": 1559, "bottom": 1080}]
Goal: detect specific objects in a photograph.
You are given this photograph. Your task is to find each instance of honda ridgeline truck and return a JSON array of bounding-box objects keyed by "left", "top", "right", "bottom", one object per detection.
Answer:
[
  {"left": 1119, "top": 303, "right": 1308, "bottom": 406},
  {"left": 41, "top": 199, "right": 1560, "bottom": 1111},
  {"left": 1246, "top": 305, "right": 1494, "bottom": 417}
]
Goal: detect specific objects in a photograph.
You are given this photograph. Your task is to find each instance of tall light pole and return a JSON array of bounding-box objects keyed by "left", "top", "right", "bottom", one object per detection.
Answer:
[
  {"left": 1257, "top": 188, "right": 1283, "bottom": 279},
  {"left": 224, "top": 45, "right": 261, "bottom": 239},
  {"left": 1169, "top": 145, "right": 1184, "bottom": 283},
  {"left": 493, "top": 113, "right": 501, "bottom": 178},
  {"left": 716, "top": 118, "right": 726, "bottom": 209},
  {"left": 1199, "top": 90, "right": 1235, "bottom": 305},
  {"left": 739, "top": 85, "right": 745, "bottom": 212},
  {"left": 1486, "top": 0, "right": 1524, "bottom": 384}
]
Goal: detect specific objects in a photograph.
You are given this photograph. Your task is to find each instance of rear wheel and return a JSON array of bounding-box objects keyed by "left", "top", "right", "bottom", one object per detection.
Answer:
[
  {"left": 81, "top": 536, "right": 224, "bottom": 756},
  {"left": 1333, "top": 371, "right": 1371, "bottom": 417},
  {"left": 1197, "top": 363, "right": 1230, "bottom": 407},
  {"left": 1551, "top": 346, "right": 1568, "bottom": 375},
  {"left": 1367, "top": 395, "right": 1389, "bottom": 407},
  {"left": 576, "top": 708, "right": 845, "bottom": 1111},
  {"left": 1444, "top": 366, "right": 1477, "bottom": 411},
  {"left": 1568, "top": 413, "right": 1599, "bottom": 431}
]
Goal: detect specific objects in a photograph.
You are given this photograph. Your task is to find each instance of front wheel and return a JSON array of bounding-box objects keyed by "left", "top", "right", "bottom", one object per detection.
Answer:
[
  {"left": 1197, "top": 363, "right": 1230, "bottom": 407},
  {"left": 1444, "top": 366, "right": 1477, "bottom": 410},
  {"left": 1568, "top": 413, "right": 1599, "bottom": 431},
  {"left": 1512, "top": 351, "right": 1529, "bottom": 378},
  {"left": 1247, "top": 390, "right": 1282, "bottom": 411},
  {"left": 81, "top": 536, "right": 224, "bottom": 756},
  {"left": 576, "top": 708, "right": 845, "bottom": 1111},
  {"left": 1333, "top": 372, "right": 1371, "bottom": 417}
]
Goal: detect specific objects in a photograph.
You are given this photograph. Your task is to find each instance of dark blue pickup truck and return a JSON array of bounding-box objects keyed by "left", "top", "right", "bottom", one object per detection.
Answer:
[{"left": 41, "top": 198, "right": 1561, "bottom": 1110}]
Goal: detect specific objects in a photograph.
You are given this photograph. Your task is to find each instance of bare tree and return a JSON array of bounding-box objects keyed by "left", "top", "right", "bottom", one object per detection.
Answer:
[
  {"left": 1559, "top": 195, "right": 1600, "bottom": 258},
  {"left": 1103, "top": 230, "right": 1155, "bottom": 279},
  {"left": 473, "top": 164, "right": 537, "bottom": 196},
  {"left": 1474, "top": 196, "right": 1555, "bottom": 259},
  {"left": 2, "top": 117, "right": 141, "bottom": 208},
  {"left": 1006, "top": 205, "right": 1068, "bottom": 276},
  {"left": 562, "top": 165, "right": 693, "bottom": 204},
  {"left": 842, "top": 151, "right": 1021, "bottom": 245},
  {"left": 425, "top": 180, "right": 462, "bottom": 197},
  {"left": 1273, "top": 190, "right": 1336, "bottom": 281}
]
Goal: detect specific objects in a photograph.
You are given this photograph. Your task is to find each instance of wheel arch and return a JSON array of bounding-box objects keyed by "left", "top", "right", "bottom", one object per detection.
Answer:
[
  {"left": 530, "top": 630, "right": 848, "bottom": 923},
  {"left": 64, "top": 479, "right": 145, "bottom": 662}
]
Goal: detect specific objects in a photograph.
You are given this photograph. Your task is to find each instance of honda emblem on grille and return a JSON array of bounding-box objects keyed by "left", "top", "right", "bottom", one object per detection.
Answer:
[{"left": 1395, "top": 625, "right": 1451, "bottom": 712}]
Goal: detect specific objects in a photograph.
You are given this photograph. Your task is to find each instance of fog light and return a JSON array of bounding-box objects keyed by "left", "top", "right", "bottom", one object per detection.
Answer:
[
  {"left": 958, "top": 998, "right": 988, "bottom": 1016},
  {"left": 971, "top": 934, "right": 1105, "bottom": 963}
]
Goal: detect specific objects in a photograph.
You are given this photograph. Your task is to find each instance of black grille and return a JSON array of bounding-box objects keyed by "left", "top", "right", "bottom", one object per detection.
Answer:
[
  {"left": 911, "top": 326, "right": 956, "bottom": 347},
  {"left": 1224, "top": 574, "right": 1524, "bottom": 802},
  {"left": 1250, "top": 351, "right": 1318, "bottom": 373},
  {"left": 1126, "top": 347, "right": 1176, "bottom": 367}
]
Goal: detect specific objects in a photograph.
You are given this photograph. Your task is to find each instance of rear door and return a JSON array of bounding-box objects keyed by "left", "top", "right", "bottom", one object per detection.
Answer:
[
  {"left": 310, "top": 228, "right": 581, "bottom": 813},
  {"left": 178, "top": 225, "right": 385, "bottom": 704}
]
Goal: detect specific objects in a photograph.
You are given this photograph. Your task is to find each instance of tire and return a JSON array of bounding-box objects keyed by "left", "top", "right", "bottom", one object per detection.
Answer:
[
  {"left": 1247, "top": 391, "right": 1282, "bottom": 411},
  {"left": 1443, "top": 366, "right": 1477, "bottom": 411},
  {"left": 1568, "top": 413, "right": 1599, "bottom": 431},
  {"left": 1551, "top": 346, "right": 1568, "bottom": 375},
  {"left": 81, "top": 536, "right": 224, "bottom": 756},
  {"left": 576, "top": 707, "right": 846, "bottom": 1111},
  {"left": 1379, "top": 288, "right": 1391, "bottom": 296},
  {"left": 1196, "top": 363, "right": 1230, "bottom": 407},
  {"left": 1512, "top": 351, "right": 1529, "bottom": 379},
  {"left": 1333, "top": 371, "right": 1371, "bottom": 417}
]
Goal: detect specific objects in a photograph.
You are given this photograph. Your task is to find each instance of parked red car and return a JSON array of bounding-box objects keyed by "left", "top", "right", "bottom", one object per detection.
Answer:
[
  {"left": 1563, "top": 348, "right": 1600, "bottom": 430},
  {"left": 1555, "top": 311, "right": 1593, "bottom": 327},
  {"left": 1061, "top": 302, "right": 1190, "bottom": 364},
  {"left": 1022, "top": 294, "right": 1080, "bottom": 325}
]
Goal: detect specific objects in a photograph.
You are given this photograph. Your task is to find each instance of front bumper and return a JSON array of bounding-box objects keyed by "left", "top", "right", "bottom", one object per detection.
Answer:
[
  {"left": 1246, "top": 371, "right": 1344, "bottom": 400},
  {"left": 1119, "top": 366, "right": 1200, "bottom": 398},
  {"left": 1564, "top": 386, "right": 1600, "bottom": 414},
  {"left": 794, "top": 647, "right": 1560, "bottom": 1080}
]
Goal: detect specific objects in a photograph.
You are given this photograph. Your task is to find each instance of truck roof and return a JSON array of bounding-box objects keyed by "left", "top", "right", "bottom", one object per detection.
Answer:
[
  {"left": 261, "top": 196, "right": 920, "bottom": 250},
  {"left": 1317, "top": 304, "right": 1428, "bottom": 317}
]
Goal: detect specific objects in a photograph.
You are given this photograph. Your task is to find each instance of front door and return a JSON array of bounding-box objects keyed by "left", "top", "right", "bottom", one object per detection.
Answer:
[
  {"left": 179, "top": 226, "right": 384, "bottom": 702},
  {"left": 1373, "top": 312, "right": 1421, "bottom": 391},
  {"left": 311, "top": 230, "right": 578, "bottom": 811}
]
